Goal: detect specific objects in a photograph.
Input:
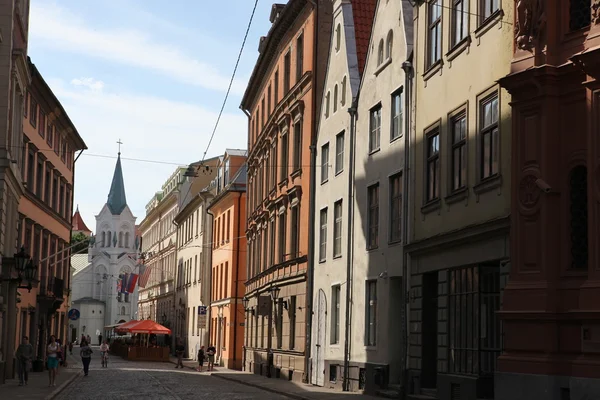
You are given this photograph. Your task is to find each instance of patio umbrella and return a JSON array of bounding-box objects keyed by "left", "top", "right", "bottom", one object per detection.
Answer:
[
  {"left": 127, "top": 320, "right": 172, "bottom": 335},
  {"left": 115, "top": 319, "right": 140, "bottom": 334}
]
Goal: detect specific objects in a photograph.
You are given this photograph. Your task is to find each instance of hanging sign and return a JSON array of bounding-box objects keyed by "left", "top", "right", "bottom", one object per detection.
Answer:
[{"left": 68, "top": 309, "right": 80, "bottom": 321}]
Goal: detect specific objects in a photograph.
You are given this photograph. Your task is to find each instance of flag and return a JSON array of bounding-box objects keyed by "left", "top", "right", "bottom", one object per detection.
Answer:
[
  {"left": 121, "top": 273, "right": 129, "bottom": 293},
  {"left": 116, "top": 278, "right": 122, "bottom": 293},
  {"left": 138, "top": 264, "right": 152, "bottom": 288},
  {"left": 127, "top": 274, "right": 139, "bottom": 293}
]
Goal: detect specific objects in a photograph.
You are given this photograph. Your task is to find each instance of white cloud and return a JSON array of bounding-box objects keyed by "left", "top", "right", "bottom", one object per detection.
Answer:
[
  {"left": 30, "top": 2, "right": 247, "bottom": 95},
  {"left": 71, "top": 77, "right": 104, "bottom": 92},
  {"left": 48, "top": 79, "right": 248, "bottom": 233}
]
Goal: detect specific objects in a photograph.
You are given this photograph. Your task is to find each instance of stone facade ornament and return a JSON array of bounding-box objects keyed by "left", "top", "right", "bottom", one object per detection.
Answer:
[
  {"left": 515, "top": 0, "right": 546, "bottom": 51},
  {"left": 519, "top": 174, "right": 541, "bottom": 208},
  {"left": 592, "top": 0, "right": 600, "bottom": 25}
]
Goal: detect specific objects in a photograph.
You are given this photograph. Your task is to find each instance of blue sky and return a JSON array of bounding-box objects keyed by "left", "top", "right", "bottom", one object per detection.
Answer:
[{"left": 28, "top": 0, "right": 273, "bottom": 231}]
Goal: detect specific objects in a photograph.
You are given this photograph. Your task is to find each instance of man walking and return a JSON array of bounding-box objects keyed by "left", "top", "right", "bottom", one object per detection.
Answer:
[
  {"left": 175, "top": 340, "right": 185, "bottom": 368},
  {"left": 206, "top": 344, "right": 216, "bottom": 372},
  {"left": 15, "top": 336, "right": 33, "bottom": 386}
]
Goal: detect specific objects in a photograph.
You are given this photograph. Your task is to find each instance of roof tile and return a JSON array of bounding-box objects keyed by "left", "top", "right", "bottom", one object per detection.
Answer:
[{"left": 352, "top": 0, "right": 378, "bottom": 76}]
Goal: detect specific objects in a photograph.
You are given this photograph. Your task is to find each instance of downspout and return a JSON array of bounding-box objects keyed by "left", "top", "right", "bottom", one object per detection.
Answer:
[
  {"left": 240, "top": 108, "right": 250, "bottom": 371},
  {"left": 304, "top": 0, "right": 318, "bottom": 384},
  {"left": 172, "top": 219, "right": 180, "bottom": 347},
  {"left": 232, "top": 191, "right": 242, "bottom": 369},
  {"left": 68, "top": 150, "right": 84, "bottom": 305},
  {"left": 400, "top": 58, "right": 413, "bottom": 399},
  {"left": 343, "top": 99, "right": 358, "bottom": 391},
  {"left": 206, "top": 208, "right": 215, "bottom": 352}
]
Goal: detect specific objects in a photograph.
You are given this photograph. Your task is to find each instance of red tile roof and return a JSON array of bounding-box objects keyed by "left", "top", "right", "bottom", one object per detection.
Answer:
[
  {"left": 72, "top": 207, "right": 92, "bottom": 234},
  {"left": 352, "top": 0, "right": 378, "bottom": 76}
]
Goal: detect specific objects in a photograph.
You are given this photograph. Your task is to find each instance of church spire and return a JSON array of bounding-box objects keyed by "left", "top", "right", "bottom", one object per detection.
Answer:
[{"left": 107, "top": 152, "right": 127, "bottom": 215}]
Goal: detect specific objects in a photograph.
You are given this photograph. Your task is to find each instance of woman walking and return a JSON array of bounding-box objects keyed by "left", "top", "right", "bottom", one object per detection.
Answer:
[
  {"left": 196, "top": 346, "right": 205, "bottom": 372},
  {"left": 46, "top": 335, "right": 59, "bottom": 386},
  {"left": 80, "top": 339, "right": 93, "bottom": 376}
]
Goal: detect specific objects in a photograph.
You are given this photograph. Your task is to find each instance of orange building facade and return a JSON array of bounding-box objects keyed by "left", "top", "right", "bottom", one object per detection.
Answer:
[
  {"left": 16, "top": 58, "right": 86, "bottom": 365},
  {"left": 240, "top": 0, "right": 331, "bottom": 382},
  {"left": 208, "top": 151, "right": 247, "bottom": 369}
]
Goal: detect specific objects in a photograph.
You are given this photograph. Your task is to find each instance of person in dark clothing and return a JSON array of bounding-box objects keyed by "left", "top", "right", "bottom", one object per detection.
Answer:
[
  {"left": 98, "top": 334, "right": 103, "bottom": 346},
  {"left": 206, "top": 344, "right": 216, "bottom": 371},
  {"left": 196, "top": 346, "right": 205, "bottom": 372},
  {"left": 15, "top": 336, "right": 33, "bottom": 386},
  {"left": 175, "top": 341, "right": 185, "bottom": 368},
  {"left": 80, "top": 340, "right": 93, "bottom": 376}
]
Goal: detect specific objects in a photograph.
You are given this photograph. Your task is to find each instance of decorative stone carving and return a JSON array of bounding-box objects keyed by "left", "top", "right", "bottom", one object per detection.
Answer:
[
  {"left": 592, "top": 0, "right": 600, "bottom": 25},
  {"left": 519, "top": 174, "right": 540, "bottom": 208},
  {"left": 515, "top": 0, "right": 546, "bottom": 51}
]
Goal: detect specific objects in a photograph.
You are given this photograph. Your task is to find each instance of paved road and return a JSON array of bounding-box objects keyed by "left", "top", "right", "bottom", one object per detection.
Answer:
[{"left": 56, "top": 350, "right": 288, "bottom": 400}]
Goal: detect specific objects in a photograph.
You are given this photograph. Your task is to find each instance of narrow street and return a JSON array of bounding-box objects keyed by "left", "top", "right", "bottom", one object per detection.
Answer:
[{"left": 55, "top": 350, "right": 288, "bottom": 400}]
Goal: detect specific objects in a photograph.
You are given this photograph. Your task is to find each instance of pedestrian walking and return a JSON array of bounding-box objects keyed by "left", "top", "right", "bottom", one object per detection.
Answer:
[
  {"left": 69, "top": 341, "right": 73, "bottom": 355},
  {"left": 80, "top": 340, "right": 93, "bottom": 376},
  {"left": 47, "top": 335, "right": 59, "bottom": 387},
  {"left": 15, "top": 336, "right": 33, "bottom": 386},
  {"left": 206, "top": 344, "right": 216, "bottom": 371},
  {"left": 100, "top": 340, "right": 109, "bottom": 368},
  {"left": 196, "top": 346, "right": 205, "bottom": 372},
  {"left": 98, "top": 334, "right": 103, "bottom": 346},
  {"left": 175, "top": 341, "right": 184, "bottom": 368}
]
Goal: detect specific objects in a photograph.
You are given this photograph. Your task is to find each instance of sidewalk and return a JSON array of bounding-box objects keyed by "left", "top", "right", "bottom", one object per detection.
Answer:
[
  {"left": 212, "top": 372, "right": 381, "bottom": 400},
  {"left": 1, "top": 352, "right": 81, "bottom": 400}
]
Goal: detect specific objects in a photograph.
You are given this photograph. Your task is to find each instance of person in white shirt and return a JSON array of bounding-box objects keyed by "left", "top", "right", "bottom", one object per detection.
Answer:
[
  {"left": 46, "top": 335, "right": 59, "bottom": 387},
  {"left": 100, "top": 340, "right": 109, "bottom": 368}
]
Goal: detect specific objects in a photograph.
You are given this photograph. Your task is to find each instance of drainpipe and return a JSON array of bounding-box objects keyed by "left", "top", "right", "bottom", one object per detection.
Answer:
[
  {"left": 172, "top": 219, "right": 180, "bottom": 347},
  {"left": 206, "top": 208, "right": 215, "bottom": 353},
  {"left": 67, "top": 149, "right": 84, "bottom": 341},
  {"left": 304, "top": 0, "right": 319, "bottom": 384},
  {"left": 400, "top": 59, "right": 413, "bottom": 400},
  {"left": 343, "top": 99, "right": 358, "bottom": 391},
  {"left": 232, "top": 191, "right": 242, "bottom": 369},
  {"left": 240, "top": 108, "right": 250, "bottom": 371}
]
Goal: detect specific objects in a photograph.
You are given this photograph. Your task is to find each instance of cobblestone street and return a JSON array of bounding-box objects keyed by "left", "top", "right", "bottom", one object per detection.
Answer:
[{"left": 55, "top": 352, "right": 288, "bottom": 400}]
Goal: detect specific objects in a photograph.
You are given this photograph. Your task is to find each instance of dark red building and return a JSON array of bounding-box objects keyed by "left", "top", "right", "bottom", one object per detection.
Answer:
[{"left": 498, "top": 3, "right": 600, "bottom": 399}]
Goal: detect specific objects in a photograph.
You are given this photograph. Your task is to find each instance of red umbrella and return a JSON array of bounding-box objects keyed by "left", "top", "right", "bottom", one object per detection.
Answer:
[
  {"left": 127, "top": 320, "right": 172, "bottom": 335},
  {"left": 115, "top": 319, "right": 139, "bottom": 334}
]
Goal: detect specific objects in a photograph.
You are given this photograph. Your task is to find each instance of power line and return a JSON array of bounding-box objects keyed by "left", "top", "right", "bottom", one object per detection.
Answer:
[{"left": 422, "top": 1, "right": 513, "bottom": 26}]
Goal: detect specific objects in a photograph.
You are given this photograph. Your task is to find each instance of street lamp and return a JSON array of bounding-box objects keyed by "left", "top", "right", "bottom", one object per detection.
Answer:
[
  {"left": 269, "top": 287, "right": 280, "bottom": 302},
  {"left": 12, "top": 246, "right": 38, "bottom": 292},
  {"left": 242, "top": 297, "right": 250, "bottom": 310}
]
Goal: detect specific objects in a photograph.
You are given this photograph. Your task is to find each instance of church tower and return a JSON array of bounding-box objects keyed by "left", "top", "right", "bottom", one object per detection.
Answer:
[{"left": 88, "top": 151, "right": 141, "bottom": 327}]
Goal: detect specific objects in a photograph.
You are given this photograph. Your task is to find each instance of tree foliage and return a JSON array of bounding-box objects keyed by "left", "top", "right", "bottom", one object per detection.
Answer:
[{"left": 71, "top": 232, "right": 89, "bottom": 254}]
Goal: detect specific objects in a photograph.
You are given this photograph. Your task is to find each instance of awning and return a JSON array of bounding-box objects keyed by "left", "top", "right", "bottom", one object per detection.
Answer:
[
  {"left": 123, "top": 320, "right": 172, "bottom": 335},
  {"left": 104, "top": 322, "right": 125, "bottom": 329},
  {"left": 115, "top": 319, "right": 140, "bottom": 334}
]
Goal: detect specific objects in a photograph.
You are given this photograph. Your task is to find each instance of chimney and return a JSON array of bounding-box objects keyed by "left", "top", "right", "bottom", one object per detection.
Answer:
[
  {"left": 258, "top": 36, "right": 267, "bottom": 53},
  {"left": 269, "top": 3, "right": 286, "bottom": 24}
]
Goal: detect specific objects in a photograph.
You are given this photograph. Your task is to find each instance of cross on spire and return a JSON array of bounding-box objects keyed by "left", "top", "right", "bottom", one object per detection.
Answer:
[{"left": 117, "top": 139, "right": 123, "bottom": 155}]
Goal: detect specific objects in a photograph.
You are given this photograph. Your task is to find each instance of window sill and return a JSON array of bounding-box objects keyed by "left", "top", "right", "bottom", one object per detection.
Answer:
[
  {"left": 333, "top": 254, "right": 342, "bottom": 260},
  {"left": 365, "top": 345, "right": 377, "bottom": 351},
  {"left": 278, "top": 178, "right": 288, "bottom": 189},
  {"left": 374, "top": 57, "right": 392, "bottom": 76},
  {"left": 334, "top": 169, "right": 343, "bottom": 177},
  {"left": 320, "top": 179, "right": 329, "bottom": 185},
  {"left": 421, "top": 198, "right": 441, "bottom": 214},
  {"left": 388, "top": 238, "right": 402, "bottom": 247},
  {"left": 473, "top": 175, "right": 502, "bottom": 195},
  {"left": 290, "top": 169, "right": 302, "bottom": 179},
  {"left": 390, "top": 134, "right": 403, "bottom": 144},
  {"left": 474, "top": 9, "right": 504, "bottom": 40},
  {"left": 423, "top": 60, "right": 443, "bottom": 82},
  {"left": 319, "top": 258, "right": 326, "bottom": 264},
  {"left": 368, "top": 148, "right": 381, "bottom": 156},
  {"left": 446, "top": 36, "right": 471, "bottom": 63},
  {"left": 366, "top": 245, "right": 379, "bottom": 252},
  {"left": 445, "top": 187, "right": 468, "bottom": 205}
]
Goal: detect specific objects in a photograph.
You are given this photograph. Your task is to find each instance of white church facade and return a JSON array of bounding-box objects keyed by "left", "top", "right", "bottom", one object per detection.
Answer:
[{"left": 70, "top": 153, "right": 142, "bottom": 341}]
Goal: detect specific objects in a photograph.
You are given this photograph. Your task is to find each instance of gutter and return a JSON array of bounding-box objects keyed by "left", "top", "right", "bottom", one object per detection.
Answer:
[
  {"left": 343, "top": 99, "right": 358, "bottom": 391},
  {"left": 232, "top": 191, "right": 242, "bottom": 369},
  {"left": 400, "top": 58, "right": 413, "bottom": 399},
  {"left": 304, "top": 0, "right": 318, "bottom": 384}
]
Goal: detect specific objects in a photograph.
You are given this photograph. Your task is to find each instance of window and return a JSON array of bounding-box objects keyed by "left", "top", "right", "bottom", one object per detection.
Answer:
[
  {"left": 319, "top": 208, "right": 327, "bottom": 261},
  {"left": 369, "top": 105, "right": 381, "bottom": 152},
  {"left": 261, "top": 99, "right": 265, "bottom": 128},
  {"left": 29, "top": 98, "right": 37, "bottom": 127},
  {"left": 290, "top": 205, "right": 299, "bottom": 258},
  {"left": 428, "top": 0, "right": 442, "bottom": 66},
  {"left": 39, "top": 111, "right": 45, "bottom": 138},
  {"left": 224, "top": 159, "right": 230, "bottom": 186},
  {"left": 274, "top": 70, "right": 279, "bottom": 105},
  {"left": 284, "top": 52, "right": 291, "bottom": 93},
  {"left": 389, "top": 173, "right": 402, "bottom": 243},
  {"left": 341, "top": 76, "right": 347, "bottom": 106},
  {"left": 386, "top": 30, "right": 393, "bottom": 59},
  {"left": 451, "top": 114, "right": 467, "bottom": 190},
  {"left": 47, "top": 124, "right": 53, "bottom": 148},
  {"left": 481, "top": 0, "right": 500, "bottom": 22},
  {"left": 333, "top": 85, "right": 338, "bottom": 113},
  {"left": 377, "top": 39, "right": 384, "bottom": 66},
  {"left": 271, "top": 141, "right": 278, "bottom": 190},
  {"left": 296, "top": 33, "right": 304, "bottom": 81},
  {"left": 44, "top": 168, "right": 51, "bottom": 204},
  {"left": 325, "top": 91, "right": 330, "bottom": 118},
  {"left": 321, "top": 143, "right": 329, "bottom": 183},
  {"left": 365, "top": 280, "right": 377, "bottom": 346},
  {"left": 367, "top": 184, "right": 379, "bottom": 250},
  {"left": 269, "top": 218, "right": 276, "bottom": 267},
  {"left": 570, "top": 166, "right": 588, "bottom": 270},
  {"left": 276, "top": 298, "right": 283, "bottom": 348},
  {"left": 426, "top": 131, "right": 440, "bottom": 201},
  {"left": 480, "top": 94, "right": 499, "bottom": 180},
  {"left": 27, "top": 149, "right": 34, "bottom": 188},
  {"left": 335, "top": 24, "right": 341, "bottom": 51},
  {"left": 280, "top": 133, "right": 288, "bottom": 181},
  {"left": 331, "top": 285, "right": 341, "bottom": 344},
  {"left": 278, "top": 212, "right": 286, "bottom": 263},
  {"left": 36, "top": 159, "right": 44, "bottom": 197},
  {"left": 452, "top": 0, "right": 468, "bottom": 46},
  {"left": 448, "top": 265, "right": 501, "bottom": 376},
  {"left": 333, "top": 200, "right": 342, "bottom": 257},
  {"left": 335, "top": 132, "right": 344, "bottom": 174},
  {"left": 293, "top": 120, "right": 302, "bottom": 171},
  {"left": 391, "top": 90, "right": 403, "bottom": 140},
  {"left": 289, "top": 296, "right": 297, "bottom": 349},
  {"left": 268, "top": 84, "right": 272, "bottom": 115}
]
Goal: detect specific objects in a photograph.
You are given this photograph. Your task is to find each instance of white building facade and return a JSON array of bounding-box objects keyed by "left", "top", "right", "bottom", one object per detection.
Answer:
[{"left": 351, "top": 0, "right": 412, "bottom": 392}]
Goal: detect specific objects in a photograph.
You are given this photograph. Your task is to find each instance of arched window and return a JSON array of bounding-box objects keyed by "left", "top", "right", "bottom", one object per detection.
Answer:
[
  {"left": 386, "top": 30, "right": 393, "bottom": 59},
  {"left": 334, "top": 84, "right": 338, "bottom": 113},
  {"left": 341, "top": 76, "right": 347, "bottom": 106},
  {"left": 107, "top": 231, "right": 112, "bottom": 247},
  {"left": 118, "top": 231, "right": 123, "bottom": 247},
  {"left": 378, "top": 39, "right": 384, "bottom": 65},
  {"left": 121, "top": 306, "right": 126, "bottom": 315},
  {"left": 335, "top": 24, "right": 341, "bottom": 52},
  {"left": 101, "top": 231, "right": 106, "bottom": 247},
  {"left": 125, "top": 232, "right": 130, "bottom": 248},
  {"left": 570, "top": 165, "right": 588, "bottom": 270}
]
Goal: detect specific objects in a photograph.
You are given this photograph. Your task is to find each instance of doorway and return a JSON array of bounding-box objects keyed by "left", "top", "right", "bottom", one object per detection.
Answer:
[{"left": 421, "top": 271, "right": 438, "bottom": 389}]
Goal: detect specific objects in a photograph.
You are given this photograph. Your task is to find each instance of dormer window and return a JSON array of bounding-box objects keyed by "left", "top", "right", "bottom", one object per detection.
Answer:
[{"left": 224, "top": 159, "right": 230, "bottom": 186}]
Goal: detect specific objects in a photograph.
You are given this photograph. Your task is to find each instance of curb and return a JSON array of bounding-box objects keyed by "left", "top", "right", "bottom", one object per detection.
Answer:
[
  {"left": 44, "top": 370, "right": 83, "bottom": 400},
  {"left": 212, "top": 373, "right": 310, "bottom": 400},
  {"left": 168, "top": 358, "right": 197, "bottom": 371}
]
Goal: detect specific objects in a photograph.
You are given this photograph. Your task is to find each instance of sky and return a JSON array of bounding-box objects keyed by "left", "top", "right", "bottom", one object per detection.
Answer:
[{"left": 27, "top": 0, "right": 273, "bottom": 232}]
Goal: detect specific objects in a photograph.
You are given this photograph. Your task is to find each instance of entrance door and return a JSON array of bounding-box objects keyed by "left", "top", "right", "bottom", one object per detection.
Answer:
[
  {"left": 421, "top": 271, "right": 438, "bottom": 389},
  {"left": 312, "top": 289, "right": 327, "bottom": 386}
]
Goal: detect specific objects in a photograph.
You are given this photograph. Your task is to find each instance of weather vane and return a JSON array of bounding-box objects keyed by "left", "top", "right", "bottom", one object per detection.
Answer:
[{"left": 117, "top": 139, "right": 123, "bottom": 155}]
